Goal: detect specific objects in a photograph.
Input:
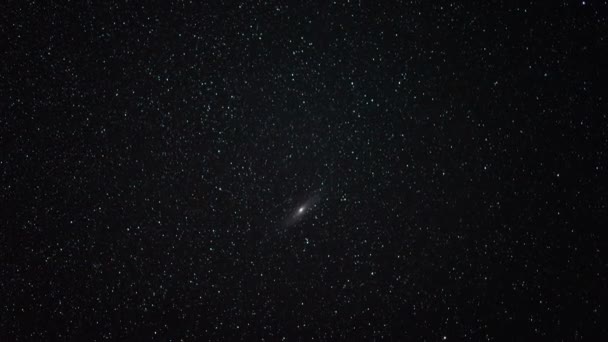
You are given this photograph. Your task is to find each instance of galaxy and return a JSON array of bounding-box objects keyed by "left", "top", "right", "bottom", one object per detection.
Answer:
[
  {"left": 2, "top": 1, "right": 606, "bottom": 340},
  {"left": 282, "top": 191, "right": 322, "bottom": 228}
]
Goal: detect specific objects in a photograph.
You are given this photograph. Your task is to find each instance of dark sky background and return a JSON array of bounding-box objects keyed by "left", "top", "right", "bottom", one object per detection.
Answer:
[{"left": 1, "top": 1, "right": 607, "bottom": 340}]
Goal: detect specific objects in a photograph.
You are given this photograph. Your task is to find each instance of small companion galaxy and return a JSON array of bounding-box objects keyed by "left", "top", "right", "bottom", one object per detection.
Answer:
[{"left": 1, "top": 1, "right": 606, "bottom": 340}]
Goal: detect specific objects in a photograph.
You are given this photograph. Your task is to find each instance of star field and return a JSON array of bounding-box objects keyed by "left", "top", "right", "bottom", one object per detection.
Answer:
[{"left": 1, "top": 1, "right": 607, "bottom": 340}]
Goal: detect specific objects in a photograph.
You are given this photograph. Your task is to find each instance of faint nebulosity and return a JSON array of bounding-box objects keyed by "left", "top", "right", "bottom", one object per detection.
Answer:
[{"left": 1, "top": 1, "right": 607, "bottom": 340}]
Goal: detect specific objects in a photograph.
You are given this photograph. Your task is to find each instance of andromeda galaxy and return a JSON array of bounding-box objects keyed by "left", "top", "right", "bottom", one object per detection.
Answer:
[{"left": 282, "top": 191, "right": 322, "bottom": 228}]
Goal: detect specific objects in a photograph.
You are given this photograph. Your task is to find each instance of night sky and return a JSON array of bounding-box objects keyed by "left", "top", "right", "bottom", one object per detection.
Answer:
[{"left": 2, "top": 1, "right": 607, "bottom": 340}]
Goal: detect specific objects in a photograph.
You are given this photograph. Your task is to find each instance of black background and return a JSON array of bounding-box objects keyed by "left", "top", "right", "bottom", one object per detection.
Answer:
[{"left": 1, "top": 1, "right": 607, "bottom": 340}]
